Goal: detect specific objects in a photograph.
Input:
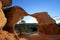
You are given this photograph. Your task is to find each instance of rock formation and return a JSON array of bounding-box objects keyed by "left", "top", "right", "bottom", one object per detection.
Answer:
[
  {"left": 0, "top": 1, "right": 15, "bottom": 40},
  {"left": 0, "top": 30, "right": 15, "bottom": 40},
  {"left": 0, "top": 0, "right": 59, "bottom": 35},
  {"left": 0, "top": 0, "right": 60, "bottom": 40},
  {"left": 30, "top": 12, "right": 59, "bottom": 34},
  {"left": 3, "top": 6, "right": 28, "bottom": 33},
  {"left": 0, "top": 1, "right": 7, "bottom": 30},
  {"left": 3, "top": 6, "right": 28, "bottom": 40}
]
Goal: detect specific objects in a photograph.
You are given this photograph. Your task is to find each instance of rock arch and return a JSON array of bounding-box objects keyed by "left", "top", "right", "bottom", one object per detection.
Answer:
[
  {"left": 15, "top": 15, "right": 38, "bottom": 35},
  {"left": 3, "top": 6, "right": 59, "bottom": 35},
  {"left": 3, "top": 6, "right": 28, "bottom": 33},
  {"left": 23, "top": 15, "right": 38, "bottom": 23},
  {"left": 29, "top": 12, "right": 59, "bottom": 34}
]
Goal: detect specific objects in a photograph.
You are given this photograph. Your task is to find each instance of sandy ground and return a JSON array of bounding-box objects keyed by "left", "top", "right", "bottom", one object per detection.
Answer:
[
  {"left": 19, "top": 38, "right": 27, "bottom": 40},
  {"left": 19, "top": 33, "right": 60, "bottom": 40}
]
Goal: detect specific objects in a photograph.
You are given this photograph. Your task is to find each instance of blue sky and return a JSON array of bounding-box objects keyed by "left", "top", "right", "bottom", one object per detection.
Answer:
[{"left": 12, "top": 0, "right": 60, "bottom": 23}]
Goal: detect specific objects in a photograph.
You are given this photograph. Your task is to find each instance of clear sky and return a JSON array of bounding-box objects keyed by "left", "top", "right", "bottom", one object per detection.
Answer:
[{"left": 12, "top": 0, "right": 60, "bottom": 23}]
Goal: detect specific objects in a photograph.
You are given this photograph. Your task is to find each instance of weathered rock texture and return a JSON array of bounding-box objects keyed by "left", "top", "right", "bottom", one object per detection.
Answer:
[
  {"left": 0, "top": 2, "right": 16, "bottom": 40},
  {"left": 3, "top": 5, "right": 60, "bottom": 40},
  {"left": 4, "top": 6, "right": 59, "bottom": 34},
  {"left": 3, "top": 6, "right": 59, "bottom": 35},
  {"left": 3, "top": 6, "right": 28, "bottom": 40},
  {"left": 0, "top": 0, "right": 12, "bottom": 7},
  {"left": 0, "top": 30, "right": 15, "bottom": 40},
  {"left": 0, "top": 0, "right": 60, "bottom": 40},
  {"left": 30, "top": 12, "right": 59, "bottom": 34},
  {"left": 0, "top": 1, "right": 7, "bottom": 30},
  {"left": 3, "top": 6, "right": 28, "bottom": 33}
]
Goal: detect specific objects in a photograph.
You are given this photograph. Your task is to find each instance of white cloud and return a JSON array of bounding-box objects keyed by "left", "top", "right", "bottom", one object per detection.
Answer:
[{"left": 53, "top": 16, "right": 60, "bottom": 24}]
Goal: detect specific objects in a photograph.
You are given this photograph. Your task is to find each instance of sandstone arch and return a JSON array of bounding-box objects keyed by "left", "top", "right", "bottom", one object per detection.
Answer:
[
  {"left": 29, "top": 12, "right": 59, "bottom": 34},
  {"left": 15, "top": 16, "right": 38, "bottom": 34},
  {"left": 0, "top": 0, "right": 59, "bottom": 40},
  {"left": 3, "top": 6, "right": 29, "bottom": 40},
  {"left": 3, "top": 6, "right": 59, "bottom": 35},
  {"left": 3, "top": 6, "right": 28, "bottom": 33}
]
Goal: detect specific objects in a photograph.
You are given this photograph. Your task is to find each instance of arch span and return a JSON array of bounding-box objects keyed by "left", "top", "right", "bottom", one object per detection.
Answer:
[
  {"left": 15, "top": 16, "right": 38, "bottom": 34},
  {"left": 3, "top": 6, "right": 59, "bottom": 35},
  {"left": 29, "top": 12, "right": 59, "bottom": 34}
]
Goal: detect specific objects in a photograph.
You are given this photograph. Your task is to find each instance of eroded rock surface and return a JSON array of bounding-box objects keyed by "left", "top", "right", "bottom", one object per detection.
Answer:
[
  {"left": 0, "top": 1, "right": 7, "bottom": 30},
  {"left": 0, "top": 30, "right": 15, "bottom": 40},
  {"left": 30, "top": 12, "right": 59, "bottom": 34},
  {"left": 0, "top": 0, "right": 60, "bottom": 40},
  {"left": 3, "top": 6, "right": 28, "bottom": 33},
  {"left": 0, "top": 2, "right": 15, "bottom": 40}
]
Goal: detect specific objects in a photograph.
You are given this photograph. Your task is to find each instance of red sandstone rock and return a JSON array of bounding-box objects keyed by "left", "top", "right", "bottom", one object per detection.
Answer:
[
  {"left": 3, "top": 7, "right": 59, "bottom": 35},
  {"left": 0, "top": 2, "right": 7, "bottom": 30},
  {"left": 3, "top": 6, "right": 28, "bottom": 33},
  {"left": 0, "top": 0, "right": 12, "bottom": 7},
  {"left": 30, "top": 12, "right": 59, "bottom": 34},
  {"left": 0, "top": 2, "right": 15, "bottom": 40},
  {"left": 0, "top": 30, "right": 15, "bottom": 40},
  {"left": 3, "top": 6, "right": 28, "bottom": 40},
  {"left": 2, "top": 5, "right": 60, "bottom": 40}
]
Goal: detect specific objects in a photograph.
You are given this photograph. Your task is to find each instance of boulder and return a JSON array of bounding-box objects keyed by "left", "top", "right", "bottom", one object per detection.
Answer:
[{"left": 30, "top": 12, "right": 59, "bottom": 34}]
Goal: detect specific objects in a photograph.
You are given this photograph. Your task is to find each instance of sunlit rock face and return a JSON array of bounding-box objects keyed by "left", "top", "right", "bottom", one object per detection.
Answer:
[
  {"left": 0, "top": 0, "right": 59, "bottom": 39},
  {"left": 0, "top": 0, "right": 12, "bottom": 7},
  {"left": 0, "top": 30, "right": 15, "bottom": 40},
  {"left": 0, "top": 9, "right": 7, "bottom": 30},
  {"left": 3, "top": 6, "right": 28, "bottom": 33},
  {"left": 30, "top": 12, "right": 59, "bottom": 34},
  {"left": 0, "top": 2, "right": 15, "bottom": 40},
  {"left": 0, "top": 2, "right": 7, "bottom": 30}
]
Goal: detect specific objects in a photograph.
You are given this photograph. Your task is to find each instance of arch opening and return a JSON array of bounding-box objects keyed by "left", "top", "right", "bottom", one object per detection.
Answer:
[{"left": 15, "top": 16, "right": 38, "bottom": 35}]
